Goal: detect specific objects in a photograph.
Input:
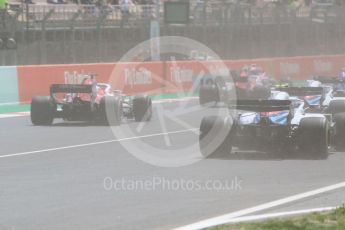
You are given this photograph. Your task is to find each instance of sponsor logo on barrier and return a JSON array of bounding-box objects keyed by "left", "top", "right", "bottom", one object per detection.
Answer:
[
  {"left": 170, "top": 67, "right": 194, "bottom": 83},
  {"left": 208, "top": 65, "right": 229, "bottom": 77},
  {"left": 314, "top": 60, "right": 332, "bottom": 73},
  {"left": 64, "top": 71, "right": 92, "bottom": 84},
  {"left": 280, "top": 62, "right": 300, "bottom": 75},
  {"left": 124, "top": 68, "right": 153, "bottom": 88}
]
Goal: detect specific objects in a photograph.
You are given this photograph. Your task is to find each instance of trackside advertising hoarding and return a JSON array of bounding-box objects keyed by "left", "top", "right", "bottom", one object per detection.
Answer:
[
  {"left": 3, "top": 55, "right": 345, "bottom": 104},
  {"left": 16, "top": 63, "right": 116, "bottom": 104}
]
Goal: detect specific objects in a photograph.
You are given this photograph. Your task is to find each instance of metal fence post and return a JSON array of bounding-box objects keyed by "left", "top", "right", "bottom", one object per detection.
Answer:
[
  {"left": 248, "top": 5, "right": 252, "bottom": 25},
  {"left": 25, "top": 1, "right": 30, "bottom": 32},
  {"left": 0, "top": 10, "right": 20, "bottom": 66},
  {"left": 259, "top": 5, "right": 263, "bottom": 25},
  {"left": 8, "top": 10, "right": 21, "bottom": 65},
  {"left": 69, "top": 10, "right": 81, "bottom": 63},
  {"left": 40, "top": 9, "right": 54, "bottom": 64},
  {"left": 202, "top": 1, "right": 207, "bottom": 25},
  {"left": 96, "top": 10, "right": 109, "bottom": 63},
  {"left": 0, "top": 11, "right": 7, "bottom": 66}
]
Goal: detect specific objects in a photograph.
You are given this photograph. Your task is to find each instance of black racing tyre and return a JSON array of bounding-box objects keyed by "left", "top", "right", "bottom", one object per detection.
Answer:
[
  {"left": 327, "top": 100, "right": 345, "bottom": 115},
  {"left": 199, "top": 116, "right": 235, "bottom": 158},
  {"left": 298, "top": 117, "right": 329, "bottom": 159},
  {"left": 100, "top": 96, "right": 122, "bottom": 126},
  {"left": 31, "top": 96, "right": 56, "bottom": 125},
  {"left": 333, "top": 112, "right": 345, "bottom": 150},
  {"left": 249, "top": 86, "right": 271, "bottom": 100},
  {"left": 133, "top": 95, "right": 152, "bottom": 122},
  {"left": 199, "top": 85, "right": 219, "bottom": 106}
]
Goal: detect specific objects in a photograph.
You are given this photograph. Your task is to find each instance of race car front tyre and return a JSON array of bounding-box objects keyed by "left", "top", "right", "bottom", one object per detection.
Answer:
[
  {"left": 31, "top": 96, "right": 56, "bottom": 125},
  {"left": 100, "top": 96, "right": 122, "bottom": 126},
  {"left": 333, "top": 112, "right": 345, "bottom": 150},
  {"left": 199, "top": 116, "right": 235, "bottom": 158},
  {"left": 199, "top": 86, "right": 219, "bottom": 106},
  {"left": 298, "top": 117, "right": 329, "bottom": 159},
  {"left": 133, "top": 95, "right": 152, "bottom": 122}
]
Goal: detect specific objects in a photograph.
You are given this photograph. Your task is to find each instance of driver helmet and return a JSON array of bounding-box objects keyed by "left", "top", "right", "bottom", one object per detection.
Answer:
[
  {"left": 249, "top": 64, "right": 257, "bottom": 71},
  {"left": 249, "top": 64, "right": 260, "bottom": 75},
  {"left": 81, "top": 77, "right": 92, "bottom": 85}
]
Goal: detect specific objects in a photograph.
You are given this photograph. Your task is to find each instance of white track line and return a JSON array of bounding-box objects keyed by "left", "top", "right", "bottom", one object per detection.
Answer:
[
  {"left": 174, "top": 181, "right": 345, "bottom": 230},
  {"left": 0, "top": 128, "right": 198, "bottom": 159},
  {"left": 0, "top": 102, "right": 21, "bottom": 106},
  {"left": 218, "top": 207, "right": 336, "bottom": 224},
  {"left": 153, "top": 97, "right": 198, "bottom": 104},
  {"left": 0, "top": 112, "right": 29, "bottom": 119}
]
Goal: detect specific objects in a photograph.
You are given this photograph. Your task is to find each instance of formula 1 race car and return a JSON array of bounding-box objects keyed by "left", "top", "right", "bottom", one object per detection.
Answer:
[
  {"left": 199, "top": 91, "right": 330, "bottom": 159},
  {"left": 198, "top": 74, "right": 271, "bottom": 106},
  {"left": 30, "top": 75, "right": 152, "bottom": 126}
]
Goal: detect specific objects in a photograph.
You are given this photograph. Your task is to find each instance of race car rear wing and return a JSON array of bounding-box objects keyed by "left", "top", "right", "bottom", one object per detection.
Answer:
[
  {"left": 313, "top": 76, "right": 343, "bottom": 84},
  {"left": 199, "top": 75, "right": 248, "bottom": 86},
  {"left": 50, "top": 84, "right": 93, "bottom": 95},
  {"left": 275, "top": 87, "right": 323, "bottom": 96},
  {"left": 333, "top": 90, "right": 345, "bottom": 97},
  {"left": 229, "top": 100, "right": 291, "bottom": 112}
]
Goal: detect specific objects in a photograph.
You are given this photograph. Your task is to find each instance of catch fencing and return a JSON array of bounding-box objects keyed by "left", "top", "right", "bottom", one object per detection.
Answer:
[{"left": 1, "top": 3, "right": 345, "bottom": 65}]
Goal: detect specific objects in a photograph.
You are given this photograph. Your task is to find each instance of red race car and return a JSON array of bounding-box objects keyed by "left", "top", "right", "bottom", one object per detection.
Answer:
[{"left": 30, "top": 75, "right": 152, "bottom": 126}]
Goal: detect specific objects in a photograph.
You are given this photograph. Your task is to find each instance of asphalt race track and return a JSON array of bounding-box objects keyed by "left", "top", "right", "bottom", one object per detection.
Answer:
[{"left": 1, "top": 99, "right": 345, "bottom": 230}]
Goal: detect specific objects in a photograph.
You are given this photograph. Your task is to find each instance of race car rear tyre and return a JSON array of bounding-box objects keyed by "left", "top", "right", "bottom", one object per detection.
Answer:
[
  {"left": 327, "top": 100, "right": 345, "bottom": 114},
  {"left": 133, "top": 95, "right": 152, "bottom": 122},
  {"left": 199, "top": 86, "right": 219, "bottom": 106},
  {"left": 199, "top": 116, "right": 235, "bottom": 158},
  {"left": 298, "top": 117, "right": 329, "bottom": 159},
  {"left": 333, "top": 112, "right": 345, "bottom": 150},
  {"left": 100, "top": 96, "right": 122, "bottom": 126},
  {"left": 31, "top": 96, "right": 56, "bottom": 125}
]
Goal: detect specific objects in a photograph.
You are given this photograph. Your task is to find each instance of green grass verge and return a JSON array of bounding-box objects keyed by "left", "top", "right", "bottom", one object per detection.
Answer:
[
  {"left": 289, "top": 81, "right": 307, "bottom": 87},
  {"left": 0, "top": 104, "right": 30, "bottom": 114},
  {"left": 150, "top": 92, "right": 197, "bottom": 100},
  {"left": 209, "top": 205, "right": 345, "bottom": 230}
]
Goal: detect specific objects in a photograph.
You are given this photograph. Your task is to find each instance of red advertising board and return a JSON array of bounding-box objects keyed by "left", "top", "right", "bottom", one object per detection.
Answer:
[{"left": 16, "top": 55, "right": 345, "bottom": 103}]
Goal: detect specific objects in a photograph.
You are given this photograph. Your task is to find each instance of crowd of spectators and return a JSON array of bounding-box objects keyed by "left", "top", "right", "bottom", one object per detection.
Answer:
[
  {"left": 195, "top": 0, "right": 345, "bottom": 8},
  {"left": 4, "top": 0, "right": 345, "bottom": 8},
  {"left": 16, "top": 0, "right": 160, "bottom": 5},
  {"left": 3, "top": 0, "right": 345, "bottom": 19}
]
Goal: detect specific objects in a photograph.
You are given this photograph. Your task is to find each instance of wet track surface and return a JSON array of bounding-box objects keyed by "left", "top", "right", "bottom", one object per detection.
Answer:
[{"left": 1, "top": 99, "right": 345, "bottom": 230}]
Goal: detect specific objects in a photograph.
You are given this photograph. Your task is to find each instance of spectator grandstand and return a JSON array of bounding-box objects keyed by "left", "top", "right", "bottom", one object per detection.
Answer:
[{"left": 0, "top": 0, "right": 338, "bottom": 29}]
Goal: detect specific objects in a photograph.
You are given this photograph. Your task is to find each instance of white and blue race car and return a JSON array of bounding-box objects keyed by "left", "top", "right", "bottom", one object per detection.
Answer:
[{"left": 199, "top": 90, "right": 330, "bottom": 159}]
